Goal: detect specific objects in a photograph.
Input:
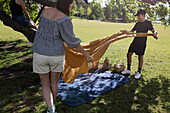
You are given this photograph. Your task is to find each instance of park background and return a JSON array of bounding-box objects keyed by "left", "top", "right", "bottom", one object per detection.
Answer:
[{"left": 0, "top": 0, "right": 170, "bottom": 113}]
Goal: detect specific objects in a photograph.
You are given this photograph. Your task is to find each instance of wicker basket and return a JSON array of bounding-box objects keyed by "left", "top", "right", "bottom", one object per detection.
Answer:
[{"left": 113, "top": 61, "right": 125, "bottom": 73}]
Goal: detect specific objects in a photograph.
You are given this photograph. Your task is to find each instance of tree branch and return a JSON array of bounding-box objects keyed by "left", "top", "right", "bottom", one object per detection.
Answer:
[{"left": 0, "top": 0, "right": 90, "bottom": 43}]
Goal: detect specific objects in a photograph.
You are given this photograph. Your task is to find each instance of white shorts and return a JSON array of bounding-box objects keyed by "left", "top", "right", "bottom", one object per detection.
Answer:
[{"left": 33, "top": 52, "right": 65, "bottom": 74}]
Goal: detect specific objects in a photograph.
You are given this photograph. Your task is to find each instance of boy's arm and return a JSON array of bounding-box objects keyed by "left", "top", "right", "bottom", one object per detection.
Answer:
[
  {"left": 151, "top": 29, "right": 158, "bottom": 39},
  {"left": 120, "top": 23, "right": 137, "bottom": 33},
  {"left": 149, "top": 21, "right": 158, "bottom": 39},
  {"left": 131, "top": 23, "right": 137, "bottom": 32},
  {"left": 148, "top": 22, "right": 158, "bottom": 39},
  {"left": 151, "top": 29, "right": 157, "bottom": 34},
  {"left": 16, "top": 0, "right": 31, "bottom": 20},
  {"left": 130, "top": 29, "right": 135, "bottom": 32}
]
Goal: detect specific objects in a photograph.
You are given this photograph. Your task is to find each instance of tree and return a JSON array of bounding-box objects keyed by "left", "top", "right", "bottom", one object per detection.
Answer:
[
  {"left": 103, "top": 0, "right": 169, "bottom": 24},
  {"left": 155, "top": 4, "right": 169, "bottom": 25},
  {"left": 104, "top": 4, "right": 114, "bottom": 21},
  {"left": 79, "top": 6, "right": 85, "bottom": 17},
  {"left": 0, "top": 0, "right": 89, "bottom": 42},
  {"left": 100, "top": 11, "right": 104, "bottom": 20},
  {"left": 0, "top": 0, "right": 169, "bottom": 43},
  {"left": 142, "top": 0, "right": 170, "bottom": 5},
  {"left": 71, "top": 4, "right": 77, "bottom": 17},
  {"left": 86, "top": 7, "right": 92, "bottom": 18},
  {"left": 168, "top": 8, "right": 170, "bottom": 24},
  {"left": 90, "top": 2, "right": 103, "bottom": 19},
  {"left": 91, "top": 14, "right": 96, "bottom": 20}
]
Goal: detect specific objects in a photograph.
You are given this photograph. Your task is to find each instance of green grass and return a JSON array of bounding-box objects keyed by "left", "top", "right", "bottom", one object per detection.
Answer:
[{"left": 0, "top": 19, "right": 169, "bottom": 113}]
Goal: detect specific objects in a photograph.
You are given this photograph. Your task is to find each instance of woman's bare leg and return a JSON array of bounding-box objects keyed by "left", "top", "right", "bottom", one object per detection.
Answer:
[
  {"left": 50, "top": 72, "right": 60, "bottom": 101},
  {"left": 39, "top": 73, "right": 54, "bottom": 108}
]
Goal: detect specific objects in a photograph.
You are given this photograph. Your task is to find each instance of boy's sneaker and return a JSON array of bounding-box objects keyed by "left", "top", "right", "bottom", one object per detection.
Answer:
[
  {"left": 121, "top": 69, "right": 131, "bottom": 74},
  {"left": 135, "top": 72, "right": 141, "bottom": 79}
]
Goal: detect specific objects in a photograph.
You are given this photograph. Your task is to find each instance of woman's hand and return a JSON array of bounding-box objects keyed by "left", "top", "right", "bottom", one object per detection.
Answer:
[
  {"left": 85, "top": 54, "right": 93, "bottom": 62},
  {"left": 75, "top": 44, "right": 93, "bottom": 62}
]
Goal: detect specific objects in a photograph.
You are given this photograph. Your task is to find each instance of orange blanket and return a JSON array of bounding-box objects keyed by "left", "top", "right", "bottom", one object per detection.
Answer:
[{"left": 61, "top": 31, "right": 158, "bottom": 83}]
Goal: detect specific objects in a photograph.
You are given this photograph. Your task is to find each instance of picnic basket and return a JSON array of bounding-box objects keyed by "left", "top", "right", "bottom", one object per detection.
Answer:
[{"left": 113, "top": 61, "right": 125, "bottom": 73}]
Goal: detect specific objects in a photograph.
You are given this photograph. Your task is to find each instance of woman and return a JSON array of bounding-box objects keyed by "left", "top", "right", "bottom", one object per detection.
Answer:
[
  {"left": 10, "top": 0, "right": 37, "bottom": 29},
  {"left": 31, "top": 0, "right": 92, "bottom": 113}
]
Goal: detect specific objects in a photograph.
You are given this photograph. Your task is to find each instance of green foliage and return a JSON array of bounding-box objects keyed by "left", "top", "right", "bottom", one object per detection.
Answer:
[
  {"left": 155, "top": 5, "right": 168, "bottom": 22},
  {"left": 0, "top": 0, "right": 11, "bottom": 15},
  {"left": 86, "top": 7, "right": 92, "bottom": 16},
  {"left": 25, "top": 1, "right": 39, "bottom": 21},
  {"left": 102, "top": 15, "right": 106, "bottom": 21},
  {"left": 1, "top": 0, "right": 169, "bottom": 25},
  {"left": 91, "top": 14, "right": 96, "bottom": 20},
  {"left": 75, "top": 0, "right": 169, "bottom": 25},
  {"left": 90, "top": 2, "right": 103, "bottom": 19},
  {"left": 79, "top": 6, "right": 85, "bottom": 17},
  {"left": 71, "top": 4, "right": 77, "bottom": 16},
  {"left": 168, "top": 8, "right": 170, "bottom": 24}
]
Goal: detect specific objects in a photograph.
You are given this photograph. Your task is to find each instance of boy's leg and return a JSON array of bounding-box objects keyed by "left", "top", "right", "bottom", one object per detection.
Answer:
[
  {"left": 138, "top": 55, "right": 143, "bottom": 73},
  {"left": 122, "top": 52, "right": 133, "bottom": 74},
  {"left": 135, "top": 55, "right": 143, "bottom": 79},
  {"left": 127, "top": 52, "right": 133, "bottom": 70}
]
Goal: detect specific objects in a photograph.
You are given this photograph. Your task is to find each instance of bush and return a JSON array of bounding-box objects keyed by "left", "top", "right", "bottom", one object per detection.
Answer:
[{"left": 89, "top": 14, "right": 96, "bottom": 20}]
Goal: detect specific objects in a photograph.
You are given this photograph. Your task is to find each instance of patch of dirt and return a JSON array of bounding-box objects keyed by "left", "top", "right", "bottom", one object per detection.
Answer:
[
  {"left": 0, "top": 45, "right": 14, "bottom": 49},
  {"left": 23, "top": 42, "right": 32, "bottom": 45},
  {"left": 18, "top": 56, "right": 33, "bottom": 63}
]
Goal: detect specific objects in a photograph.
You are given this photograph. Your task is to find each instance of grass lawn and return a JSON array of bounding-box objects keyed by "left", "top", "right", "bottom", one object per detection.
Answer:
[{"left": 0, "top": 19, "right": 169, "bottom": 113}]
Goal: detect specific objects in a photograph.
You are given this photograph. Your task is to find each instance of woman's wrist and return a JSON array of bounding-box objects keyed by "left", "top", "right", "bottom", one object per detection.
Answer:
[
  {"left": 75, "top": 44, "right": 89, "bottom": 58},
  {"left": 84, "top": 53, "right": 89, "bottom": 58}
]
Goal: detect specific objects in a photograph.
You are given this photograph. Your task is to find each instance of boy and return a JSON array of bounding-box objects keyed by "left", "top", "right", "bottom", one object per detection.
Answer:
[
  {"left": 10, "top": 0, "right": 37, "bottom": 29},
  {"left": 121, "top": 9, "right": 158, "bottom": 79}
]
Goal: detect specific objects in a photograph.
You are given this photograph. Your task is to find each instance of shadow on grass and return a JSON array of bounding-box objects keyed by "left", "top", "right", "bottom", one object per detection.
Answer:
[
  {"left": 0, "top": 40, "right": 169, "bottom": 113},
  {"left": 0, "top": 39, "right": 44, "bottom": 112},
  {"left": 56, "top": 75, "right": 169, "bottom": 113},
  {"left": 0, "top": 40, "right": 32, "bottom": 62}
]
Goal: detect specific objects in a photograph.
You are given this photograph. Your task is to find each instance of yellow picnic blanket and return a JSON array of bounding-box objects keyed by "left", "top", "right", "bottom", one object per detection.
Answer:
[{"left": 61, "top": 31, "right": 158, "bottom": 83}]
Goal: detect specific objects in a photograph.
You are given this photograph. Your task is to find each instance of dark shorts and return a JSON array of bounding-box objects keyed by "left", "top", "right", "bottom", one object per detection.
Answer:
[
  {"left": 13, "top": 15, "right": 30, "bottom": 26},
  {"left": 128, "top": 42, "right": 146, "bottom": 56},
  {"left": 128, "top": 37, "right": 147, "bottom": 56}
]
